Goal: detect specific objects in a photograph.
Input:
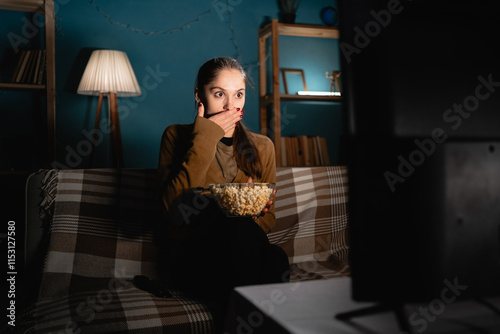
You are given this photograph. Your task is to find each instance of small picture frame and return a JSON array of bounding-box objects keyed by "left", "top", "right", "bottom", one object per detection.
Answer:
[{"left": 281, "top": 69, "right": 307, "bottom": 94}]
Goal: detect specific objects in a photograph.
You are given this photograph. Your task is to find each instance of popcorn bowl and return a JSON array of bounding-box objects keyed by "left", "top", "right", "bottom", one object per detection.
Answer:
[{"left": 208, "top": 183, "right": 276, "bottom": 217}]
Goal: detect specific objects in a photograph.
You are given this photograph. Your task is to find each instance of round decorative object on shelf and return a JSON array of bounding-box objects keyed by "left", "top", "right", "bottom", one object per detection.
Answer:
[{"left": 320, "top": 6, "right": 337, "bottom": 26}]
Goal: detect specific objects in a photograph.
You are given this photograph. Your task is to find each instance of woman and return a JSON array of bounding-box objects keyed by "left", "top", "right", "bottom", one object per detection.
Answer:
[{"left": 157, "top": 57, "right": 289, "bottom": 319}]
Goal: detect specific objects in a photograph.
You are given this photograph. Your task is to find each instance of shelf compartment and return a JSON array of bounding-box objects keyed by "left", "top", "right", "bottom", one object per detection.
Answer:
[
  {"left": 0, "top": 0, "right": 56, "bottom": 165},
  {"left": 258, "top": 19, "right": 341, "bottom": 166}
]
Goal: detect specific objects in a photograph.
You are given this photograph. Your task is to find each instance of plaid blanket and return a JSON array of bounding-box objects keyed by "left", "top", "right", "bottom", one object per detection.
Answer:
[
  {"left": 270, "top": 166, "right": 350, "bottom": 281},
  {"left": 27, "top": 166, "right": 348, "bottom": 333}
]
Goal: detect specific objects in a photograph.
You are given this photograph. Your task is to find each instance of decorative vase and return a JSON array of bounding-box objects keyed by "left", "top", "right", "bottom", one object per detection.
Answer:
[{"left": 280, "top": 13, "right": 296, "bottom": 24}]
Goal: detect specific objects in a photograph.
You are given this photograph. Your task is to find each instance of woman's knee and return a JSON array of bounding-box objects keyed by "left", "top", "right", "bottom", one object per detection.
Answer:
[
  {"left": 262, "top": 244, "right": 290, "bottom": 283},
  {"left": 228, "top": 218, "right": 268, "bottom": 242}
]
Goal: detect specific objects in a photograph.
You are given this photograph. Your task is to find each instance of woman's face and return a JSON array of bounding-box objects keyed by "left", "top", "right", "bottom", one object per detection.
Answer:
[{"left": 200, "top": 68, "right": 246, "bottom": 117}]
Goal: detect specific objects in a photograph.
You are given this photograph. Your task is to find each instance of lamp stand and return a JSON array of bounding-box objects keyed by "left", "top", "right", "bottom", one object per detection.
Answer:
[{"left": 88, "top": 92, "right": 124, "bottom": 168}]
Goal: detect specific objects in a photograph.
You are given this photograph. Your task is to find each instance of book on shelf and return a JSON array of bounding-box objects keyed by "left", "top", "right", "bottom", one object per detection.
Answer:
[
  {"left": 280, "top": 135, "right": 331, "bottom": 167},
  {"left": 36, "top": 50, "right": 46, "bottom": 85},
  {"left": 21, "top": 49, "right": 36, "bottom": 83},
  {"left": 10, "top": 49, "right": 46, "bottom": 85},
  {"left": 33, "top": 50, "right": 42, "bottom": 84},
  {"left": 10, "top": 50, "right": 26, "bottom": 83},
  {"left": 13, "top": 50, "right": 30, "bottom": 83},
  {"left": 280, "top": 137, "right": 287, "bottom": 167},
  {"left": 319, "top": 137, "right": 330, "bottom": 165},
  {"left": 312, "top": 137, "right": 320, "bottom": 166}
]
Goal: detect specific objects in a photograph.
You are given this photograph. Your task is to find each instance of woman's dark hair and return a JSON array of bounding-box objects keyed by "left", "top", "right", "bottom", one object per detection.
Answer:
[{"left": 195, "top": 57, "right": 263, "bottom": 179}]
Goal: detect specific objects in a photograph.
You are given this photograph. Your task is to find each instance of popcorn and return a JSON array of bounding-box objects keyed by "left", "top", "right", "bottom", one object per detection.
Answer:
[{"left": 210, "top": 183, "right": 274, "bottom": 216}]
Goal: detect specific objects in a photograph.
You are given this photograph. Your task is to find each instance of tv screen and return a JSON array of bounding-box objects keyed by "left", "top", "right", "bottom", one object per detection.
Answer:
[{"left": 339, "top": 0, "right": 500, "bottom": 303}]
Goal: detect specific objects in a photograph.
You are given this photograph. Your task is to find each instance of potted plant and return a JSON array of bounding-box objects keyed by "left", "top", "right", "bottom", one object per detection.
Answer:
[{"left": 278, "top": 0, "right": 301, "bottom": 24}]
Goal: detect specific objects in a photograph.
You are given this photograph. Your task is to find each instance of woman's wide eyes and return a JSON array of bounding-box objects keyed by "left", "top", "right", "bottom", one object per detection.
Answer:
[{"left": 214, "top": 92, "right": 244, "bottom": 98}]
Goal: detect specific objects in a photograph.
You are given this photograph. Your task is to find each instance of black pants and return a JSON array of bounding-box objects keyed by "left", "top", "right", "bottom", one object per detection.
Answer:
[{"left": 160, "top": 198, "right": 290, "bottom": 321}]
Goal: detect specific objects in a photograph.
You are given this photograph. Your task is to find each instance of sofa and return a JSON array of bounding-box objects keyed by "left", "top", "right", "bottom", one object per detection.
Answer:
[{"left": 15, "top": 166, "right": 349, "bottom": 333}]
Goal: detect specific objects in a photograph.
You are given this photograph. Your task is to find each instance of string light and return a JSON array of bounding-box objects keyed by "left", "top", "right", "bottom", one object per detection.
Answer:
[
  {"left": 85, "top": 0, "right": 269, "bottom": 82},
  {"left": 225, "top": 3, "right": 241, "bottom": 61},
  {"left": 87, "top": 0, "right": 216, "bottom": 35}
]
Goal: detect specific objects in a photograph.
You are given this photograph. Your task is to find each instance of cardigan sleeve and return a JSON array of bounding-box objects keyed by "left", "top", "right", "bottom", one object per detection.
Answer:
[
  {"left": 158, "top": 116, "right": 224, "bottom": 215},
  {"left": 253, "top": 135, "right": 277, "bottom": 234}
]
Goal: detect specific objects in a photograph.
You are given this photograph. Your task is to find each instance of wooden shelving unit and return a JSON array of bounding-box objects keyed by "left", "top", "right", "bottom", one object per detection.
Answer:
[
  {"left": 0, "top": 0, "right": 56, "bottom": 165},
  {"left": 258, "top": 19, "right": 341, "bottom": 166}
]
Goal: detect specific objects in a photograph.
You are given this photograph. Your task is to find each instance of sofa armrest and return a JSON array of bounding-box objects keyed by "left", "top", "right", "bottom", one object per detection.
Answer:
[
  {"left": 25, "top": 171, "right": 47, "bottom": 270},
  {"left": 22, "top": 170, "right": 52, "bottom": 305}
]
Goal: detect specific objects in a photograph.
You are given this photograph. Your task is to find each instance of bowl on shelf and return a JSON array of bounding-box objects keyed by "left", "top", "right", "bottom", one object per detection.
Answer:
[{"left": 208, "top": 183, "right": 276, "bottom": 217}]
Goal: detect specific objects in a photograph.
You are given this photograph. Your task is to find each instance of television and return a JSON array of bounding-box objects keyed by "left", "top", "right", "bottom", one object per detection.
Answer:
[{"left": 338, "top": 0, "right": 500, "bottom": 307}]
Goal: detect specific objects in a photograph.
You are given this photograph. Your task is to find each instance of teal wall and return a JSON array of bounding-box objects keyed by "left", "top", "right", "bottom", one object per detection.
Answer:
[{"left": 0, "top": 0, "right": 342, "bottom": 169}]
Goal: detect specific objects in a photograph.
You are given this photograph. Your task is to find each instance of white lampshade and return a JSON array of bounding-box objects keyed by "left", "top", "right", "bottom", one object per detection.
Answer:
[{"left": 77, "top": 50, "right": 141, "bottom": 97}]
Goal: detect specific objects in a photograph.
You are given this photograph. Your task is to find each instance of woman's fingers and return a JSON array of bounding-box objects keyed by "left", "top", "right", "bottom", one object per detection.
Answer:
[
  {"left": 265, "top": 189, "right": 276, "bottom": 209},
  {"left": 253, "top": 189, "right": 276, "bottom": 220},
  {"left": 223, "top": 110, "right": 243, "bottom": 132},
  {"left": 199, "top": 106, "right": 243, "bottom": 135},
  {"left": 212, "top": 109, "right": 243, "bottom": 133},
  {"left": 197, "top": 102, "right": 205, "bottom": 118}
]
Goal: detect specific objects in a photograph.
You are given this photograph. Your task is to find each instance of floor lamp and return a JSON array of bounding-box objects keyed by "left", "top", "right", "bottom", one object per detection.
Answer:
[{"left": 77, "top": 50, "right": 141, "bottom": 168}]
